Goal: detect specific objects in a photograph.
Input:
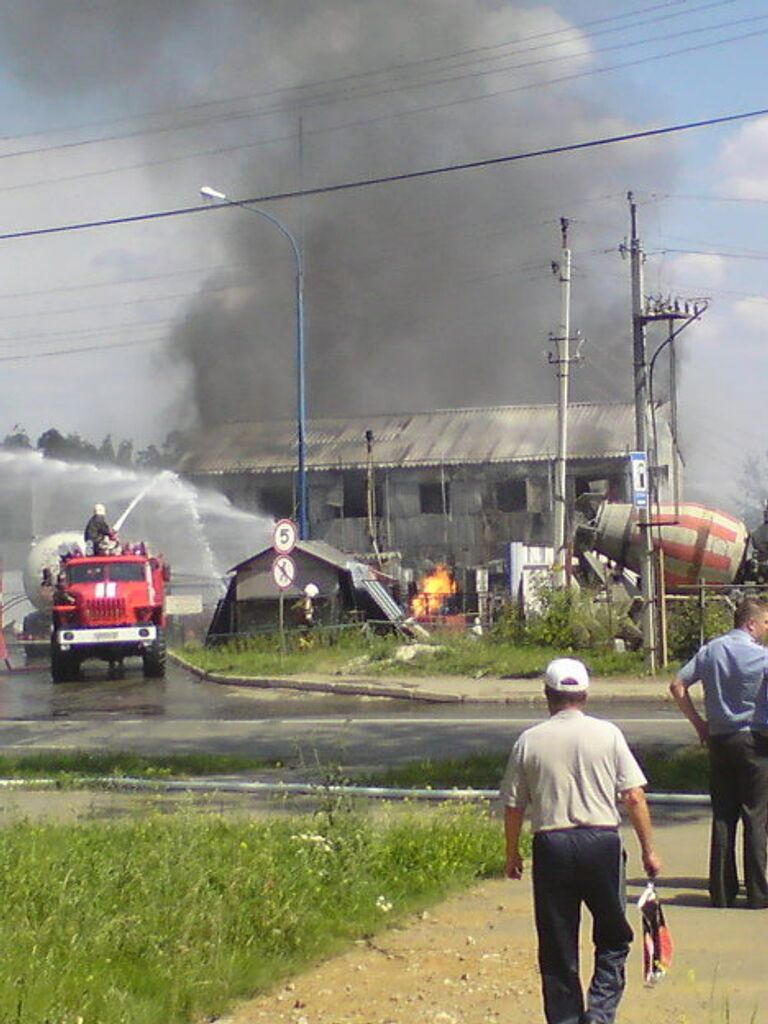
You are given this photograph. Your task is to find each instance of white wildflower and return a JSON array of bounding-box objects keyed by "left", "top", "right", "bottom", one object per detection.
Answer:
[
  {"left": 290, "top": 832, "right": 333, "bottom": 853},
  {"left": 376, "top": 895, "right": 394, "bottom": 913}
]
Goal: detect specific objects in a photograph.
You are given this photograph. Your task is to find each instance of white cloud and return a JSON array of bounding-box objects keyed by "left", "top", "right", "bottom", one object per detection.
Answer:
[
  {"left": 718, "top": 116, "right": 768, "bottom": 199},
  {"left": 662, "top": 251, "right": 726, "bottom": 290},
  {"left": 733, "top": 296, "right": 768, "bottom": 336}
]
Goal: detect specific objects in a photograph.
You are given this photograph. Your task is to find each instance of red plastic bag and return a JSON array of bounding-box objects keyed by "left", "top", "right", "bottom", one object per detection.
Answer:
[{"left": 637, "top": 881, "right": 673, "bottom": 986}]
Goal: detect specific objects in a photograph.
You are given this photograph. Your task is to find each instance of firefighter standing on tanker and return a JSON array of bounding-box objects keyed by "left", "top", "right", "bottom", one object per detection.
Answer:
[{"left": 84, "top": 504, "right": 117, "bottom": 555}]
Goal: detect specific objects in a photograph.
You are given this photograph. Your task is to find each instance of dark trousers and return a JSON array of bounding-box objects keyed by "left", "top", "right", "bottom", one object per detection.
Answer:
[
  {"left": 532, "top": 828, "right": 633, "bottom": 1024},
  {"left": 708, "top": 731, "right": 768, "bottom": 909}
]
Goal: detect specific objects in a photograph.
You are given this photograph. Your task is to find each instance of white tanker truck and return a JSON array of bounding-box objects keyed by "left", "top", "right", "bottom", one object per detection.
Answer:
[
  {"left": 19, "top": 532, "right": 84, "bottom": 658},
  {"left": 575, "top": 500, "right": 768, "bottom": 591}
]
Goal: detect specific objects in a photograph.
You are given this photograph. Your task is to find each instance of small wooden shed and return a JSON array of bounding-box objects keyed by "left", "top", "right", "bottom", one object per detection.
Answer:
[{"left": 207, "top": 540, "right": 402, "bottom": 639}]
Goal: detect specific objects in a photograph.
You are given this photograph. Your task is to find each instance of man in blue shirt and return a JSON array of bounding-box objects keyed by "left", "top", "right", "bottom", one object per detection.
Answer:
[{"left": 669, "top": 596, "right": 768, "bottom": 908}]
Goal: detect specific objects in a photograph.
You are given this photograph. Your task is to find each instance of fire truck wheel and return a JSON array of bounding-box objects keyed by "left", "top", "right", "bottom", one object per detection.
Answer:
[
  {"left": 50, "top": 639, "right": 79, "bottom": 684},
  {"left": 142, "top": 629, "right": 166, "bottom": 679}
]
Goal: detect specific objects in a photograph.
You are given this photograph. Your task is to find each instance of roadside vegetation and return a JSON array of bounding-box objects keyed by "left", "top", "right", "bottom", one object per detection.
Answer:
[
  {"left": 181, "top": 583, "right": 729, "bottom": 680},
  {"left": 0, "top": 805, "right": 504, "bottom": 1024},
  {"left": 0, "top": 747, "right": 709, "bottom": 793},
  {"left": 0, "top": 751, "right": 275, "bottom": 779},
  {"left": 361, "top": 746, "right": 709, "bottom": 794},
  {"left": 180, "top": 627, "right": 644, "bottom": 681}
]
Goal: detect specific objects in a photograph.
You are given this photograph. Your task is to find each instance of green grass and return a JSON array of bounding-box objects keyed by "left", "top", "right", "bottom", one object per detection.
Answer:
[
  {"left": 0, "top": 751, "right": 275, "bottom": 779},
  {"left": 636, "top": 746, "right": 709, "bottom": 794},
  {"left": 180, "top": 632, "right": 645, "bottom": 680},
  {"left": 0, "top": 806, "right": 505, "bottom": 1024},
  {"left": 0, "top": 745, "right": 707, "bottom": 794},
  {"left": 360, "top": 746, "right": 710, "bottom": 794}
]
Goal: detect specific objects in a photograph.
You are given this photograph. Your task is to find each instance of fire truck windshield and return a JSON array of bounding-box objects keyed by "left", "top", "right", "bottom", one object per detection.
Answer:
[
  {"left": 68, "top": 562, "right": 144, "bottom": 584},
  {"left": 108, "top": 562, "right": 145, "bottom": 582}
]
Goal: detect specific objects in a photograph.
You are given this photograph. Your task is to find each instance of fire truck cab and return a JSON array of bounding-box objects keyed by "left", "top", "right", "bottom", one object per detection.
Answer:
[{"left": 51, "top": 553, "right": 168, "bottom": 683}]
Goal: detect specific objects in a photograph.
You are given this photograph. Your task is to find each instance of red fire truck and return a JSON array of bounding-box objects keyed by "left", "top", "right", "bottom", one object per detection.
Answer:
[{"left": 51, "top": 551, "right": 168, "bottom": 683}]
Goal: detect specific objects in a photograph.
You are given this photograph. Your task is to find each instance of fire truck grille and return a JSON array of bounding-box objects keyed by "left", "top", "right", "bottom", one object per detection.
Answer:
[{"left": 85, "top": 598, "right": 127, "bottom": 624}]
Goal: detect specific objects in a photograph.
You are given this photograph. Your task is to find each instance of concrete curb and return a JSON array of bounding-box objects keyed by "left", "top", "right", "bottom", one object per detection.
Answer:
[{"left": 169, "top": 651, "right": 671, "bottom": 706}]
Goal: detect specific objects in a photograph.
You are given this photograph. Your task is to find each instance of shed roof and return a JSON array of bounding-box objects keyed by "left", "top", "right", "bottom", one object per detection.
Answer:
[
  {"left": 231, "top": 539, "right": 352, "bottom": 574},
  {"left": 179, "top": 402, "right": 659, "bottom": 476}
]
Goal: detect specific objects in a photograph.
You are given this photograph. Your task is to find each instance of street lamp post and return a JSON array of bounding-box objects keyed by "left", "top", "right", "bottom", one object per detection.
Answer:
[{"left": 199, "top": 186, "right": 309, "bottom": 540}]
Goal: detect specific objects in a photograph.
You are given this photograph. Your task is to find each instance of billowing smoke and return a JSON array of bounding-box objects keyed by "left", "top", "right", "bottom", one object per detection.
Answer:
[
  {"left": 0, "top": 1, "right": 678, "bottom": 428},
  {"left": 166, "top": 1, "right": 677, "bottom": 426}
]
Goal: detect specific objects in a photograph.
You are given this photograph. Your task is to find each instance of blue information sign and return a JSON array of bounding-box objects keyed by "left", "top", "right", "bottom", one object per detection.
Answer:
[{"left": 630, "top": 451, "right": 648, "bottom": 509}]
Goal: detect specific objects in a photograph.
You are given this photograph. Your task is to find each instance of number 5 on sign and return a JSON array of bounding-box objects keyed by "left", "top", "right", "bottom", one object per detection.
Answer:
[{"left": 273, "top": 518, "right": 297, "bottom": 555}]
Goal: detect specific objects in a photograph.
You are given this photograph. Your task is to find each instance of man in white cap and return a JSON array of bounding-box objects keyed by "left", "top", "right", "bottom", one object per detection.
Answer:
[{"left": 500, "top": 657, "right": 661, "bottom": 1024}]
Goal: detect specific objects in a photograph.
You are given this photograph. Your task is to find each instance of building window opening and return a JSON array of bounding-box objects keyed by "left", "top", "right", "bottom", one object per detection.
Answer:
[
  {"left": 496, "top": 479, "right": 527, "bottom": 512},
  {"left": 420, "top": 481, "right": 450, "bottom": 514},
  {"left": 259, "top": 485, "right": 294, "bottom": 520},
  {"left": 343, "top": 472, "right": 367, "bottom": 518}
]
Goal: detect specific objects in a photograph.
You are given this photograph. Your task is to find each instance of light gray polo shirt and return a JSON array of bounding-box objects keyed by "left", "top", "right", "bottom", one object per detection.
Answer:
[{"left": 499, "top": 709, "right": 647, "bottom": 833}]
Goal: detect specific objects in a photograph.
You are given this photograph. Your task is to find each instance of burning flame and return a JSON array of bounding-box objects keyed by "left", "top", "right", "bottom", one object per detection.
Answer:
[{"left": 411, "top": 564, "right": 457, "bottom": 618}]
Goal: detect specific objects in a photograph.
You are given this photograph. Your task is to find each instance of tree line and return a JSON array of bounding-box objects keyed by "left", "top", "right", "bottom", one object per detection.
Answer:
[{"left": 1, "top": 426, "right": 187, "bottom": 470}]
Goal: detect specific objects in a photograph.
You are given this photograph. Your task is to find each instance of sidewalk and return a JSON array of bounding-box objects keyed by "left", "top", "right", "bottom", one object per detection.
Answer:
[
  {"left": 223, "top": 811, "right": 765, "bottom": 1024},
  {"left": 177, "top": 654, "right": 673, "bottom": 706}
]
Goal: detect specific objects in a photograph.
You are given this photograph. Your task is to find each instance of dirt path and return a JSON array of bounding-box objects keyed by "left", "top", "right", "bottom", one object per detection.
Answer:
[
  {"left": 222, "top": 817, "right": 767, "bottom": 1024},
  {"left": 223, "top": 878, "right": 540, "bottom": 1024}
]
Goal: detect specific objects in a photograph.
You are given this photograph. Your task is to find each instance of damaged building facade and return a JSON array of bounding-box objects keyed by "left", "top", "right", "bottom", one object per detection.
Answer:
[{"left": 178, "top": 402, "right": 675, "bottom": 578}]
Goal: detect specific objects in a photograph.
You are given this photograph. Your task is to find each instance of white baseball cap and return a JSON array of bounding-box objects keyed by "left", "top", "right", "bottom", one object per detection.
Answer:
[{"left": 544, "top": 657, "right": 590, "bottom": 693}]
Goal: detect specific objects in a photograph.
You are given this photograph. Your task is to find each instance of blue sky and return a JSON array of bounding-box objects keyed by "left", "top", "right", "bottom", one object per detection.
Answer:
[{"left": 0, "top": 0, "right": 765, "bottom": 515}]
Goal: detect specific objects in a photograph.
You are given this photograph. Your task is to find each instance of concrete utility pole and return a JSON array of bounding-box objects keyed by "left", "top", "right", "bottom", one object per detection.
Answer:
[
  {"left": 627, "top": 193, "right": 657, "bottom": 672},
  {"left": 550, "top": 218, "right": 578, "bottom": 587}
]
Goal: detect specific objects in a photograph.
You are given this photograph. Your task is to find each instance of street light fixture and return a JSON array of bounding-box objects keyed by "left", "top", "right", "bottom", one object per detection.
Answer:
[{"left": 199, "top": 185, "right": 309, "bottom": 540}]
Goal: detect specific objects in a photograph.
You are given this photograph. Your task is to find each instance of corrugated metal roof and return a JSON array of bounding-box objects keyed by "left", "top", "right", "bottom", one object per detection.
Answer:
[{"left": 179, "top": 402, "right": 654, "bottom": 476}]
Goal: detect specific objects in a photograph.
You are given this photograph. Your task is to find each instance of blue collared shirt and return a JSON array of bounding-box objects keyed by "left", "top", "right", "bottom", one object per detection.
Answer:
[{"left": 678, "top": 629, "right": 768, "bottom": 734}]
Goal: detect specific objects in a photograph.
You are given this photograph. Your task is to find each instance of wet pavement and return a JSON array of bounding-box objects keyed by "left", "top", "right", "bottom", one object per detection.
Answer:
[
  {"left": 0, "top": 655, "right": 689, "bottom": 763},
  {"left": 0, "top": 658, "right": 426, "bottom": 721},
  {"left": 0, "top": 657, "right": 679, "bottom": 723}
]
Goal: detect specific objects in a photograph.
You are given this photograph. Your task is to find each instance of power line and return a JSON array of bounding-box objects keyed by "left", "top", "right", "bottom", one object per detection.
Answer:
[
  {"left": 652, "top": 191, "right": 768, "bottom": 204},
  {"left": 0, "top": 336, "right": 165, "bottom": 363},
  {"left": 0, "top": 261, "right": 252, "bottom": 302},
  {"left": 0, "top": 318, "right": 176, "bottom": 347},
  {"left": 312, "top": 22, "right": 768, "bottom": 142},
  {"left": 321, "top": 8, "right": 767, "bottom": 110},
  {"left": 0, "top": 0, "right": 726, "bottom": 154},
  {"left": 656, "top": 246, "right": 768, "bottom": 260},
  {"left": 2, "top": 105, "right": 768, "bottom": 245},
  {"left": 0, "top": 2, "right": 754, "bottom": 172}
]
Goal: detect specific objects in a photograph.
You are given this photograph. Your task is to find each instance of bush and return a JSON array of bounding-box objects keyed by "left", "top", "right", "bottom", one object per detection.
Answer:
[
  {"left": 666, "top": 596, "right": 733, "bottom": 662},
  {"left": 492, "top": 583, "right": 633, "bottom": 652}
]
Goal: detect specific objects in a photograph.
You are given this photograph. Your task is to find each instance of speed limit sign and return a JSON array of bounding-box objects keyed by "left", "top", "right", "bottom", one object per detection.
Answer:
[{"left": 273, "top": 518, "right": 297, "bottom": 555}]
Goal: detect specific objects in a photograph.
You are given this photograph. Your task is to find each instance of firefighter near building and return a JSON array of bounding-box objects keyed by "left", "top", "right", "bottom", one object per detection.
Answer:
[{"left": 24, "top": 508, "right": 170, "bottom": 683}]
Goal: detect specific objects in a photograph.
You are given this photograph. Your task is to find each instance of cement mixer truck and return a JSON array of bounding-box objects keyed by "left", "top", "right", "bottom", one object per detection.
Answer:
[
  {"left": 23, "top": 532, "right": 169, "bottom": 682},
  {"left": 575, "top": 500, "right": 768, "bottom": 592}
]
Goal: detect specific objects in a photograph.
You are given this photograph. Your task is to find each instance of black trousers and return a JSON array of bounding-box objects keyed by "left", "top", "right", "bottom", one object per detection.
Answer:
[
  {"left": 532, "top": 828, "right": 633, "bottom": 1024},
  {"left": 708, "top": 731, "right": 768, "bottom": 909}
]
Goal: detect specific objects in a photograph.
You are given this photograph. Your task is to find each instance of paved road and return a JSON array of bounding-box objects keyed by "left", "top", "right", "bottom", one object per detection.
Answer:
[{"left": 0, "top": 661, "right": 692, "bottom": 764}]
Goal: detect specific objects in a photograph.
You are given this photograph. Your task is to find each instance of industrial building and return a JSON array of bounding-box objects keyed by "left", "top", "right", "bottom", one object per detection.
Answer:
[{"left": 178, "top": 401, "right": 675, "bottom": 581}]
